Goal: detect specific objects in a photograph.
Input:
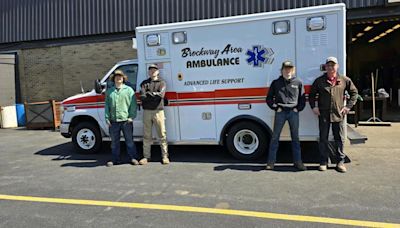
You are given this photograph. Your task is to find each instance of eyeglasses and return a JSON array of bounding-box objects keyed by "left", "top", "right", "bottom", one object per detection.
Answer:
[{"left": 325, "top": 64, "right": 336, "bottom": 67}]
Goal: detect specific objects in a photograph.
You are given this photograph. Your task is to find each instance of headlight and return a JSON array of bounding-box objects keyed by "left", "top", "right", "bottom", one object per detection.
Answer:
[
  {"left": 273, "top": 21, "right": 290, "bottom": 35},
  {"left": 59, "top": 105, "right": 64, "bottom": 114},
  {"left": 172, "top": 31, "right": 187, "bottom": 44},
  {"left": 66, "top": 106, "right": 76, "bottom": 112},
  {"left": 307, "top": 16, "right": 326, "bottom": 31},
  {"left": 146, "top": 34, "right": 161, "bottom": 46}
]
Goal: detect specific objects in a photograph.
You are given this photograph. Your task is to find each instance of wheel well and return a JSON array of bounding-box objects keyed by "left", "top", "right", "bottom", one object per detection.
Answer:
[
  {"left": 219, "top": 115, "right": 272, "bottom": 146},
  {"left": 69, "top": 115, "right": 101, "bottom": 135}
]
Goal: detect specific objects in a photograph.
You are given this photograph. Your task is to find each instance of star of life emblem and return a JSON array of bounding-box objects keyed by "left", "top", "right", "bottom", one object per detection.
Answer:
[{"left": 246, "top": 45, "right": 274, "bottom": 67}]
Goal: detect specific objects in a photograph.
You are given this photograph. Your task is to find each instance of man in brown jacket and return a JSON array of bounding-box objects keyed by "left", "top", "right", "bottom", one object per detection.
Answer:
[{"left": 309, "top": 57, "right": 358, "bottom": 173}]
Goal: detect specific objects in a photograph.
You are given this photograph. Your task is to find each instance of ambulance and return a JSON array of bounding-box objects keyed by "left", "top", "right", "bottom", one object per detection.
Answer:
[{"left": 60, "top": 3, "right": 346, "bottom": 160}]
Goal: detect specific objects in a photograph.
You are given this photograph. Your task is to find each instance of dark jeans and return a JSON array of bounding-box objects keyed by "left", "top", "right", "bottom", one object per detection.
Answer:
[
  {"left": 109, "top": 121, "right": 138, "bottom": 162},
  {"left": 318, "top": 112, "right": 346, "bottom": 165},
  {"left": 268, "top": 110, "right": 302, "bottom": 164}
]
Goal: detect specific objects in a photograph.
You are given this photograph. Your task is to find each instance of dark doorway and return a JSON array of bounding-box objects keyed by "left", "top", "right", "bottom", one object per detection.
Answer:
[{"left": 347, "top": 18, "right": 400, "bottom": 122}]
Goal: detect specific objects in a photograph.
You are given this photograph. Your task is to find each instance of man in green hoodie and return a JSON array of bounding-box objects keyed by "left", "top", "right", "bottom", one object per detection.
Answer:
[{"left": 105, "top": 70, "right": 138, "bottom": 167}]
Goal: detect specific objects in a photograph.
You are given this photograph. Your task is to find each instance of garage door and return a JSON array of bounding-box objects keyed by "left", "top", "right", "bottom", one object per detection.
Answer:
[{"left": 0, "top": 54, "right": 16, "bottom": 106}]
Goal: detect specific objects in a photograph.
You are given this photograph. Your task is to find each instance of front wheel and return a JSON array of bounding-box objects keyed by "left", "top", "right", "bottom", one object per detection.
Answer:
[
  {"left": 225, "top": 121, "right": 269, "bottom": 160},
  {"left": 72, "top": 122, "right": 102, "bottom": 154}
]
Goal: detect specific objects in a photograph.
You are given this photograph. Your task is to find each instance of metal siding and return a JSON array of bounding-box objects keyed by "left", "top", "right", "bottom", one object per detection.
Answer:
[{"left": 0, "top": 0, "right": 388, "bottom": 44}]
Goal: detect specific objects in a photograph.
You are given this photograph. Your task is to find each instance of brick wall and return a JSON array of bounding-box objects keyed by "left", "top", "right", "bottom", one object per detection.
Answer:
[
  {"left": 19, "top": 40, "right": 137, "bottom": 102},
  {"left": 20, "top": 47, "right": 63, "bottom": 102}
]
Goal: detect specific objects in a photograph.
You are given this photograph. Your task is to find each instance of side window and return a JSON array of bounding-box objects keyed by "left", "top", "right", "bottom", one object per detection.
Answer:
[{"left": 108, "top": 64, "right": 138, "bottom": 90}]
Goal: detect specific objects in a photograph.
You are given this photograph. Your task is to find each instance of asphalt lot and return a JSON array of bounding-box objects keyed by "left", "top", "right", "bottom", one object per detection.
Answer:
[{"left": 0, "top": 125, "right": 400, "bottom": 228}]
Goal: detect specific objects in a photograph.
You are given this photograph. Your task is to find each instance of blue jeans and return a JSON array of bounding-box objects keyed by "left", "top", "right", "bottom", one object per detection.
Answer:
[
  {"left": 109, "top": 121, "right": 138, "bottom": 162},
  {"left": 268, "top": 110, "right": 302, "bottom": 164}
]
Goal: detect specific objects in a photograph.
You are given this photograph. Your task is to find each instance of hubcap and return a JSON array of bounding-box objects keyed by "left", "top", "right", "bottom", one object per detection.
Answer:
[
  {"left": 233, "top": 129, "right": 259, "bottom": 155},
  {"left": 76, "top": 128, "right": 96, "bottom": 150}
]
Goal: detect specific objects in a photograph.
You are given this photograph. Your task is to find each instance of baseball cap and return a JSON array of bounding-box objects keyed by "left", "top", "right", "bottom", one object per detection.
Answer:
[
  {"left": 281, "top": 60, "right": 294, "bottom": 68},
  {"left": 325, "top": 56, "right": 338, "bottom": 64},
  {"left": 148, "top": 64, "right": 159, "bottom": 70}
]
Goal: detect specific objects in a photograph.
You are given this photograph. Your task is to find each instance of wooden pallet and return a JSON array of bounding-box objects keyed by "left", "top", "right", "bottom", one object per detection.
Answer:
[{"left": 24, "top": 100, "right": 61, "bottom": 130}]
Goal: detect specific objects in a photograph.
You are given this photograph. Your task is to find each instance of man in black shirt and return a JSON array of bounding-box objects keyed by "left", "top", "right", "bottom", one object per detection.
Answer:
[
  {"left": 139, "top": 64, "right": 169, "bottom": 165},
  {"left": 265, "top": 61, "right": 306, "bottom": 171}
]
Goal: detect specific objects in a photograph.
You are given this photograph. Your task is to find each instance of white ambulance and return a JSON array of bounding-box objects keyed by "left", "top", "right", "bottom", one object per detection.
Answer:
[{"left": 60, "top": 3, "right": 346, "bottom": 160}]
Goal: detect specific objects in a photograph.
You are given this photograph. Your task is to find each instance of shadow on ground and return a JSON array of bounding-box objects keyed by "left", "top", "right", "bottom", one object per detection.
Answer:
[
  {"left": 34, "top": 142, "right": 111, "bottom": 168},
  {"left": 34, "top": 141, "right": 324, "bottom": 169},
  {"left": 213, "top": 164, "right": 325, "bottom": 172},
  {"left": 212, "top": 142, "right": 323, "bottom": 172}
]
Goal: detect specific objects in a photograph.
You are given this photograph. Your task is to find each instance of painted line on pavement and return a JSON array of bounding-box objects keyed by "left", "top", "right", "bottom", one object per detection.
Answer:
[{"left": 0, "top": 194, "right": 399, "bottom": 228}]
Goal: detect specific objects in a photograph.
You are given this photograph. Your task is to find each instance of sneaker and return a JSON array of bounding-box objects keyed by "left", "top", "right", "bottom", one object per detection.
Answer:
[
  {"left": 106, "top": 160, "right": 120, "bottom": 167},
  {"left": 336, "top": 163, "right": 347, "bottom": 173},
  {"left": 294, "top": 162, "right": 307, "bottom": 171},
  {"left": 318, "top": 164, "right": 327, "bottom": 171},
  {"left": 131, "top": 159, "right": 139, "bottom": 166},
  {"left": 265, "top": 163, "right": 274, "bottom": 170},
  {"left": 139, "top": 158, "right": 149, "bottom": 165},
  {"left": 162, "top": 157, "right": 170, "bottom": 165},
  {"left": 106, "top": 161, "right": 114, "bottom": 167}
]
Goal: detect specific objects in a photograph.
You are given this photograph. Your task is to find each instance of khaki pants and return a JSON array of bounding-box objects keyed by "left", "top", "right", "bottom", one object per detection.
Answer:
[{"left": 143, "top": 109, "right": 168, "bottom": 159}]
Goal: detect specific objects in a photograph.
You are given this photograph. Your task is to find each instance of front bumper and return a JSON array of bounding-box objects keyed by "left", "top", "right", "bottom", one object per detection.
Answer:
[{"left": 60, "top": 123, "right": 71, "bottom": 138}]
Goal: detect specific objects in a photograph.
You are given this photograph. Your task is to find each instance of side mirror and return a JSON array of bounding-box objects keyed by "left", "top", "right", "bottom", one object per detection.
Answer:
[{"left": 94, "top": 79, "right": 102, "bottom": 94}]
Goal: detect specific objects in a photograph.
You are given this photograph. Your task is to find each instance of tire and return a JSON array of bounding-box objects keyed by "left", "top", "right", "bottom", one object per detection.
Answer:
[
  {"left": 71, "top": 122, "right": 102, "bottom": 154},
  {"left": 225, "top": 121, "right": 269, "bottom": 160}
]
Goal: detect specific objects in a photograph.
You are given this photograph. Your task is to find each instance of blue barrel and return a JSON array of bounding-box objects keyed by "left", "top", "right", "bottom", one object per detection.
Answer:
[{"left": 15, "top": 104, "right": 26, "bottom": 126}]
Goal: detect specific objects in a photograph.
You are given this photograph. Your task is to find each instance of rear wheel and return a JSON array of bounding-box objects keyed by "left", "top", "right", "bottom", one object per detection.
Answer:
[
  {"left": 72, "top": 122, "right": 102, "bottom": 154},
  {"left": 225, "top": 121, "right": 269, "bottom": 160}
]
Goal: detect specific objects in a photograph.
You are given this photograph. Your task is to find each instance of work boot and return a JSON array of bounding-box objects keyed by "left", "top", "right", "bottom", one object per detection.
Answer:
[
  {"left": 294, "top": 162, "right": 307, "bottom": 171},
  {"left": 336, "top": 163, "right": 347, "bottom": 173},
  {"left": 318, "top": 164, "right": 327, "bottom": 171},
  {"left": 131, "top": 159, "right": 139, "bottom": 166},
  {"left": 265, "top": 163, "right": 274, "bottom": 170},
  {"left": 139, "top": 158, "right": 149, "bottom": 165},
  {"left": 162, "top": 157, "right": 170, "bottom": 165}
]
